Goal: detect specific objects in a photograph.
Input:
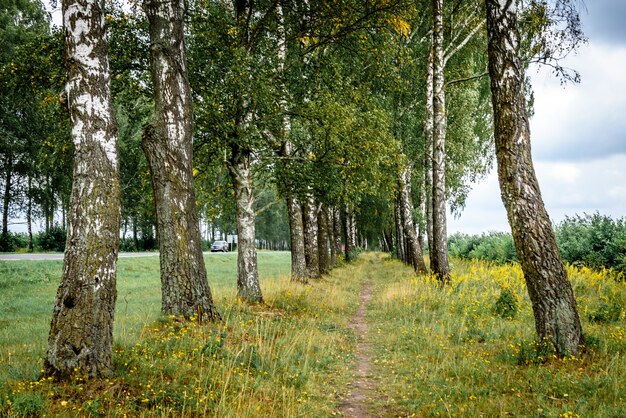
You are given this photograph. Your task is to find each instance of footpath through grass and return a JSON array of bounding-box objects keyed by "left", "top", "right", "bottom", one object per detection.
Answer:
[{"left": 2, "top": 252, "right": 626, "bottom": 416}]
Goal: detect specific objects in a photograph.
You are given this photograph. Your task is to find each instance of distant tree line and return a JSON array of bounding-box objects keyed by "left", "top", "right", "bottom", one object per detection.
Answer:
[{"left": 449, "top": 213, "right": 626, "bottom": 273}]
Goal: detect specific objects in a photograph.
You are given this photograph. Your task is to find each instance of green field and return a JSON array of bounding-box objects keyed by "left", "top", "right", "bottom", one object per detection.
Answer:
[
  {"left": 2, "top": 252, "right": 626, "bottom": 417},
  {"left": 0, "top": 252, "right": 291, "bottom": 384}
]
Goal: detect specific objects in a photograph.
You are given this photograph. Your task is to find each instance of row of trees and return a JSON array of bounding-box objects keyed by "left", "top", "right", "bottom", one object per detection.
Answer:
[{"left": 1, "top": 0, "right": 588, "bottom": 378}]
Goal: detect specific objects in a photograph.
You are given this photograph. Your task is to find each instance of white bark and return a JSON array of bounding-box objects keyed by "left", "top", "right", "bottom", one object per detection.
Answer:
[
  {"left": 431, "top": 0, "right": 451, "bottom": 283},
  {"left": 46, "top": 0, "right": 120, "bottom": 378},
  {"left": 486, "top": 0, "right": 583, "bottom": 355},
  {"left": 230, "top": 149, "right": 263, "bottom": 302}
]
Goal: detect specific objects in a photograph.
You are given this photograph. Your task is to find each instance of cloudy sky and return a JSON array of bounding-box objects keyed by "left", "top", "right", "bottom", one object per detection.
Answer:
[{"left": 449, "top": 0, "right": 626, "bottom": 234}]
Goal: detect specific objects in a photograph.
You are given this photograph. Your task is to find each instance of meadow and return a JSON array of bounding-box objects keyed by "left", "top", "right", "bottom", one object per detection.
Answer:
[{"left": 1, "top": 252, "right": 626, "bottom": 416}]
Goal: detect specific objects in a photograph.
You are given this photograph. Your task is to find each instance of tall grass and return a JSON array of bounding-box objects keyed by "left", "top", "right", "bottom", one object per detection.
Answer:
[
  {"left": 1, "top": 252, "right": 364, "bottom": 417},
  {"left": 0, "top": 253, "right": 290, "bottom": 384},
  {"left": 368, "top": 254, "right": 626, "bottom": 417},
  {"left": 2, "top": 252, "right": 626, "bottom": 416}
]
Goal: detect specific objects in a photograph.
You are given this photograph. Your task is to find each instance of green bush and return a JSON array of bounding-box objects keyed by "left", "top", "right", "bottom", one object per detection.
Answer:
[
  {"left": 556, "top": 213, "right": 626, "bottom": 273},
  {"left": 448, "top": 231, "right": 517, "bottom": 263},
  {"left": 36, "top": 225, "right": 66, "bottom": 252},
  {"left": 450, "top": 214, "right": 626, "bottom": 273},
  {"left": 118, "top": 236, "right": 158, "bottom": 252},
  {"left": 0, "top": 232, "right": 30, "bottom": 252},
  {"left": 492, "top": 288, "right": 518, "bottom": 319}
]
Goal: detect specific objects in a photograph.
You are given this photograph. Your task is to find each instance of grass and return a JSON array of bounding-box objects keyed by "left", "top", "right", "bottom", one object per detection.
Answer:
[
  {"left": 0, "top": 252, "right": 292, "bottom": 384},
  {"left": 366, "top": 255, "right": 626, "bottom": 417},
  {"left": 2, "top": 252, "right": 626, "bottom": 416},
  {"left": 1, "top": 252, "right": 364, "bottom": 417}
]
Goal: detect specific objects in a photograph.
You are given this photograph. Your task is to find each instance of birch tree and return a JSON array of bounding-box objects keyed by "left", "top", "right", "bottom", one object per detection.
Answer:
[
  {"left": 485, "top": 0, "right": 583, "bottom": 355},
  {"left": 399, "top": 163, "right": 428, "bottom": 274},
  {"left": 142, "top": 0, "right": 219, "bottom": 318},
  {"left": 276, "top": 0, "right": 307, "bottom": 283},
  {"left": 429, "top": 0, "right": 451, "bottom": 283},
  {"left": 45, "top": 0, "right": 120, "bottom": 378}
]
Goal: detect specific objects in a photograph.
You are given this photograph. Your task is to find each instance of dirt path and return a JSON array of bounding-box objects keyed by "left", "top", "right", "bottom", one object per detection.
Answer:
[{"left": 338, "top": 280, "right": 376, "bottom": 417}]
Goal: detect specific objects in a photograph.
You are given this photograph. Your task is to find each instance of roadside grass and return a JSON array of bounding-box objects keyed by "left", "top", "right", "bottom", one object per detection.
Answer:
[
  {"left": 367, "top": 253, "right": 626, "bottom": 417},
  {"left": 1, "top": 252, "right": 364, "bottom": 417},
  {"left": 0, "top": 253, "right": 290, "bottom": 385}
]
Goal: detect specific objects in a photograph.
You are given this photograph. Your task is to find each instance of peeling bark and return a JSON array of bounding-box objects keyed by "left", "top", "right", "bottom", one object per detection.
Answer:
[
  {"left": 486, "top": 0, "right": 583, "bottom": 355},
  {"left": 143, "top": 0, "right": 219, "bottom": 318},
  {"left": 303, "top": 195, "right": 320, "bottom": 278},
  {"left": 228, "top": 147, "right": 263, "bottom": 303},
  {"left": 431, "top": 0, "right": 451, "bottom": 284},
  {"left": 45, "top": 0, "right": 120, "bottom": 378},
  {"left": 399, "top": 166, "right": 428, "bottom": 274},
  {"left": 318, "top": 204, "right": 331, "bottom": 275}
]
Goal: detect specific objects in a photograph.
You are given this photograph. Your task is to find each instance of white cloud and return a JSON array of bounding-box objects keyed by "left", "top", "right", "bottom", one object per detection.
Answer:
[
  {"left": 450, "top": 154, "right": 626, "bottom": 234},
  {"left": 530, "top": 43, "right": 626, "bottom": 161}
]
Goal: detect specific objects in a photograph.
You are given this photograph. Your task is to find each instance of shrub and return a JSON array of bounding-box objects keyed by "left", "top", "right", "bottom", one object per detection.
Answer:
[
  {"left": 448, "top": 231, "right": 517, "bottom": 263},
  {"left": 36, "top": 225, "right": 67, "bottom": 252},
  {"left": 119, "top": 238, "right": 137, "bottom": 252},
  {"left": 492, "top": 288, "right": 518, "bottom": 319},
  {"left": 588, "top": 301, "right": 622, "bottom": 323},
  {"left": 0, "top": 232, "right": 30, "bottom": 252},
  {"left": 556, "top": 213, "right": 626, "bottom": 273}
]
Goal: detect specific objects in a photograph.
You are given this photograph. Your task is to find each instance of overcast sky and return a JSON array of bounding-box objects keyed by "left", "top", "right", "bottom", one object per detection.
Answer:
[{"left": 449, "top": 0, "right": 626, "bottom": 234}]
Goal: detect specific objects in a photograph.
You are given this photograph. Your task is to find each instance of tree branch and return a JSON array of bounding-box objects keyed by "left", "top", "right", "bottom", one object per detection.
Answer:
[
  {"left": 444, "top": 18, "right": 485, "bottom": 65},
  {"left": 255, "top": 199, "right": 280, "bottom": 216},
  {"left": 445, "top": 71, "right": 489, "bottom": 87}
]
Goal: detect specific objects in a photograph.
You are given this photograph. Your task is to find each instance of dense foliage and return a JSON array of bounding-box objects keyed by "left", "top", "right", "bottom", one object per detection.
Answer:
[
  {"left": 448, "top": 213, "right": 626, "bottom": 273},
  {"left": 448, "top": 231, "right": 518, "bottom": 263},
  {"left": 556, "top": 213, "right": 626, "bottom": 273}
]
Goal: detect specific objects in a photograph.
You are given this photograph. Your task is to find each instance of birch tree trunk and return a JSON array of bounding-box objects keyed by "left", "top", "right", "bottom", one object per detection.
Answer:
[
  {"left": 318, "top": 205, "right": 331, "bottom": 275},
  {"left": 1, "top": 156, "right": 11, "bottom": 251},
  {"left": 303, "top": 195, "right": 320, "bottom": 278},
  {"left": 344, "top": 204, "right": 357, "bottom": 262},
  {"left": 485, "top": 0, "right": 583, "bottom": 356},
  {"left": 399, "top": 166, "right": 428, "bottom": 274},
  {"left": 45, "top": 0, "right": 120, "bottom": 378},
  {"left": 332, "top": 206, "right": 342, "bottom": 266},
  {"left": 287, "top": 196, "right": 307, "bottom": 282},
  {"left": 27, "top": 174, "right": 33, "bottom": 252},
  {"left": 229, "top": 147, "right": 263, "bottom": 302},
  {"left": 327, "top": 206, "right": 337, "bottom": 267},
  {"left": 142, "top": 0, "right": 219, "bottom": 318},
  {"left": 431, "top": 0, "right": 451, "bottom": 284},
  {"left": 423, "top": 36, "right": 435, "bottom": 260},
  {"left": 394, "top": 197, "right": 405, "bottom": 263},
  {"left": 275, "top": 1, "right": 307, "bottom": 282}
]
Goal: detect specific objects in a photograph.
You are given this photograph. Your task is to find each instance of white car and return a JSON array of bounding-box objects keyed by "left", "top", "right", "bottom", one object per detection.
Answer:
[{"left": 211, "top": 241, "right": 229, "bottom": 252}]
